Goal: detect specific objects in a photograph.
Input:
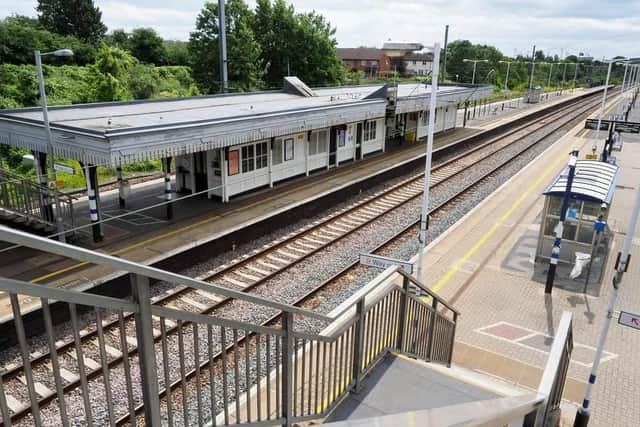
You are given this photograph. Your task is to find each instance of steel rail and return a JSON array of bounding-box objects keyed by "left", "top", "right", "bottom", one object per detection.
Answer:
[
  {"left": 114, "top": 90, "right": 604, "bottom": 425},
  {"left": 1, "top": 89, "right": 607, "bottom": 426}
]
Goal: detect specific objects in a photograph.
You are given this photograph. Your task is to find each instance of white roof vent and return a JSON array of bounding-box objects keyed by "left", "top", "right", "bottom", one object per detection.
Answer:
[{"left": 283, "top": 76, "right": 316, "bottom": 97}]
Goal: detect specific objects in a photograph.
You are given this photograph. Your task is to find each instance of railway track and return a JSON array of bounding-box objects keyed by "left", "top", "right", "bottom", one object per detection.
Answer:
[{"left": 0, "top": 89, "right": 607, "bottom": 426}]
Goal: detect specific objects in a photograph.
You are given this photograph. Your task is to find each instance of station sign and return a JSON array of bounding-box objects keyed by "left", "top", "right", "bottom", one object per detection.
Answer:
[
  {"left": 53, "top": 163, "right": 76, "bottom": 175},
  {"left": 613, "top": 122, "right": 640, "bottom": 134},
  {"left": 618, "top": 311, "right": 640, "bottom": 331},
  {"left": 359, "top": 253, "right": 413, "bottom": 274},
  {"left": 584, "top": 119, "right": 610, "bottom": 131},
  {"left": 584, "top": 118, "right": 640, "bottom": 134}
]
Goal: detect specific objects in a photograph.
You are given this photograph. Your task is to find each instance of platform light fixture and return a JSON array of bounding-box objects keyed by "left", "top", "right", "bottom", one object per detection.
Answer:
[
  {"left": 35, "top": 48, "right": 75, "bottom": 243},
  {"left": 462, "top": 58, "right": 488, "bottom": 84},
  {"left": 498, "top": 60, "right": 515, "bottom": 91}
]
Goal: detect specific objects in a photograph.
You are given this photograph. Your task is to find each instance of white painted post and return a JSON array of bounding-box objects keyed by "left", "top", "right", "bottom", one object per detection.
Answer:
[
  {"left": 305, "top": 132, "right": 310, "bottom": 176},
  {"left": 221, "top": 149, "right": 228, "bottom": 202},
  {"left": 268, "top": 139, "right": 274, "bottom": 187},
  {"left": 574, "top": 184, "right": 640, "bottom": 427},
  {"left": 416, "top": 43, "right": 440, "bottom": 284}
]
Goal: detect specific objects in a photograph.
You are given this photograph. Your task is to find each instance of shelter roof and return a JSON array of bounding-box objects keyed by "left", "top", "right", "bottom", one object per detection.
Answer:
[{"left": 543, "top": 160, "right": 620, "bottom": 205}]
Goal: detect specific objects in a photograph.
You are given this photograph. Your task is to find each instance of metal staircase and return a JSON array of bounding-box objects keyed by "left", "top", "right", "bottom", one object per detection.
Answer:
[{"left": 0, "top": 168, "right": 76, "bottom": 235}]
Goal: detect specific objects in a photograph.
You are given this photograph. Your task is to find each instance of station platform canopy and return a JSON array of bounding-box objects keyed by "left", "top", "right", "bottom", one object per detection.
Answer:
[
  {"left": 543, "top": 160, "right": 620, "bottom": 206},
  {"left": 0, "top": 77, "right": 491, "bottom": 167}
]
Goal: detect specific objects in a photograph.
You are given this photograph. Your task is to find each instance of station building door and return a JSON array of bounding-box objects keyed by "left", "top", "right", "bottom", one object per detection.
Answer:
[
  {"left": 194, "top": 151, "right": 208, "bottom": 193},
  {"left": 356, "top": 123, "right": 363, "bottom": 159},
  {"left": 329, "top": 127, "right": 338, "bottom": 168}
]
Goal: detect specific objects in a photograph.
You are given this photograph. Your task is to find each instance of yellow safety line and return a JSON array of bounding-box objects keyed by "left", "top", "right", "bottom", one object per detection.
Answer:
[
  {"left": 30, "top": 94, "right": 619, "bottom": 285},
  {"left": 431, "top": 128, "right": 590, "bottom": 294},
  {"left": 30, "top": 147, "right": 426, "bottom": 284}
]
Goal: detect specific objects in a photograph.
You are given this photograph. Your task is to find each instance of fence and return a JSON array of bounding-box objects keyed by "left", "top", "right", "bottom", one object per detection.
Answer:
[
  {"left": 0, "top": 168, "right": 75, "bottom": 230},
  {"left": 0, "top": 225, "right": 458, "bottom": 427}
]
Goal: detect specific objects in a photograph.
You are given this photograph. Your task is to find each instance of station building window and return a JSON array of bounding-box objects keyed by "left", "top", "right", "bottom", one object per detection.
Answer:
[
  {"left": 241, "top": 144, "right": 255, "bottom": 173},
  {"left": 273, "top": 140, "right": 283, "bottom": 165},
  {"left": 309, "top": 130, "right": 328, "bottom": 155},
  {"left": 364, "top": 120, "right": 377, "bottom": 141},
  {"left": 284, "top": 138, "right": 294, "bottom": 161},
  {"left": 256, "top": 142, "right": 268, "bottom": 169}
]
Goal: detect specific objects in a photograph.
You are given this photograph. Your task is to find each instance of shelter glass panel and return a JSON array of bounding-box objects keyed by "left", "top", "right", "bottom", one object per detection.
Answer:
[
  {"left": 582, "top": 202, "right": 602, "bottom": 221},
  {"left": 577, "top": 223, "right": 595, "bottom": 244}
]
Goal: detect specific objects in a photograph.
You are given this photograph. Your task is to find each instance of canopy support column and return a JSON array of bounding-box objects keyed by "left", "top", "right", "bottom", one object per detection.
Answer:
[
  {"left": 162, "top": 157, "right": 173, "bottom": 220},
  {"left": 83, "top": 163, "right": 103, "bottom": 243}
]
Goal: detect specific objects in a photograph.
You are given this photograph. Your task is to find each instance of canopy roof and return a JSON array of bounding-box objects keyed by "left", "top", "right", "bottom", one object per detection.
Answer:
[
  {"left": 0, "top": 77, "right": 491, "bottom": 167},
  {"left": 543, "top": 160, "right": 620, "bottom": 205}
]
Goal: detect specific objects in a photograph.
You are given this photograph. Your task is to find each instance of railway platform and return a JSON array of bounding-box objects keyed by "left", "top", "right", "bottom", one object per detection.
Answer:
[
  {"left": 411, "top": 94, "right": 640, "bottom": 426},
  {"left": 0, "top": 87, "right": 594, "bottom": 322}
]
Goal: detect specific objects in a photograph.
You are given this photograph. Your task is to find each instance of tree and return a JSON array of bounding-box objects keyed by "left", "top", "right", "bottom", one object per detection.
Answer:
[
  {"left": 0, "top": 16, "right": 95, "bottom": 65},
  {"left": 37, "top": 0, "right": 107, "bottom": 43},
  {"left": 105, "top": 29, "right": 130, "bottom": 49},
  {"left": 129, "top": 28, "right": 167, "bottom": 65},
  {"left": 188, "top": 0, "right": 263, "bottom": 93},
  {"left": 89, "top": 44, "right": 136, "bottom": 101},
  {"left": 164, "top": 40, "right": 190, "bottom": 65},
  {"left": 252, "top": 0, "right": 343, "bottom": 88}
]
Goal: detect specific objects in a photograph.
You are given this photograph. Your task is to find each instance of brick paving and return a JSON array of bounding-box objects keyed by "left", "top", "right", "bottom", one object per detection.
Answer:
[{"left": 419, "top": 96, "right": 640, "bottom": 426}]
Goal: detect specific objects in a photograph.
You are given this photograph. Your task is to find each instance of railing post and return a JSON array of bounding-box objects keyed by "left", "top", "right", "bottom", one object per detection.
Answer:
[
  {"left": 131, "top": 273, "right": 162, "bottom": 425},
  {"left": 447, "top": 312, "right": 458, "bottom": 368},
  {"left": 281, "top": 311, "right": 294, "bottom": 427},
  {"left": 426, "top": 299, "right": 438, "bottom": 362},
  {"left": 396, "top": 276, "right": 411, "bottom": 352},
  {"left": 351, "top": 298, "right": 366, "bottom": 392}
]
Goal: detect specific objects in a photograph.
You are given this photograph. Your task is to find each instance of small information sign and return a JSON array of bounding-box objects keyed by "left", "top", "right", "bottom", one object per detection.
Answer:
[
  {"left": 359, "top": 253, "right": 413, "bottom": 274},
  {"left": 618, "top": 311, "right": 640, "bottom": 331}
]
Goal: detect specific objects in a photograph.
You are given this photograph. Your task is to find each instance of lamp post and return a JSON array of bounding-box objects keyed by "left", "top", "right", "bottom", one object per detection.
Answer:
[
  {"left": 539, "top": 62, "right": 554, "bottom": 89},
  {"left": 498, "top": 60, "right": 514, "bottom": 91},
  {"left": 572, "top": 62, "right": 580, "bottom": 92},
  {"left": 559, "top": 62, "right": 569, "bottom": 93},
  {"left": 462, "top": 58, "right": 488, "bottom": 84},
  {"left": 545, "top": 150, "right": 579, "bottom": 294},
  {"left": 416, "top": 43, "right": 441, "bottom": 285},
  {"left": 35, "top": 48, "right": 74, "bottom": 243}
]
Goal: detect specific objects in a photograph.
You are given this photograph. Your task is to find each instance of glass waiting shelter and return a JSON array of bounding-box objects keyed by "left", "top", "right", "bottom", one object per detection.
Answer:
[{"left": 536, "top": 160, "right": 620, "bottom": 283}]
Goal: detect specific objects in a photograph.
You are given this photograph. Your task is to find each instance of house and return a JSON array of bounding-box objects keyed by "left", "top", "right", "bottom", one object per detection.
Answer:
[
  {"left": 403, "top": 52, "right": 434, "bottom": 76},
  {"left": 336, "top": 48, "right": 392, "bottom": 77}
]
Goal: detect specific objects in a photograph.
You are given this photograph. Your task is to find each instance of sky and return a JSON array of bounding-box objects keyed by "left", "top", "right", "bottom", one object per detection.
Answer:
[{"left": 1, "top": 0, "right": 639, "bottom": 59}]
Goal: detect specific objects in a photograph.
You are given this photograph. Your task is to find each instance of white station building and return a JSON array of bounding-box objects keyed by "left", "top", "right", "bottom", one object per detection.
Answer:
[{"left": 0, "top": 77, "right": 491, "bottom": 239}]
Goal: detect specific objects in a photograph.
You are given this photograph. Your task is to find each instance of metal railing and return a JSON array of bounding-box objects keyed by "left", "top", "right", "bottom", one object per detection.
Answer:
[
  {"left": 0, "top": 225, "right": 458, "bottom": 426},
  {"left": 525, "top": 311, "right": 574, "bottom": 427},
  {"left": 0, "top": 168, "right": 75, "bottom": 230}
]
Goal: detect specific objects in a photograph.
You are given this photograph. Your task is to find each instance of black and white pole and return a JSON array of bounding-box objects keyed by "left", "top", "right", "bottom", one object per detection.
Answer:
[
  {"left": 116, "top": 164, "right": 125, "bottom": 209},
  {"left": 574, "top": 184, "right": 640, "bottom": 427},
  {"left": 545, "top": 150, "right": 579, "bottom": 294},
  {"left": 163, "top": 157, "right": 173, "bottom": 220},
  {"left": 416, "top": 42, "right": 440, "bottom": 285},
  {"left": 84, "top": 164, "right": 102, "bottom": 243}
]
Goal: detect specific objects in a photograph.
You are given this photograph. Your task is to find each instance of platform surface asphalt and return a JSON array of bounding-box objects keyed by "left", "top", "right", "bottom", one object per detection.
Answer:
[
  {"left": 415, "top": 93, "right": 640, "bottom": 427},
  {"left": 0, "top": 88, "right": 591, "bottom": 320}
]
